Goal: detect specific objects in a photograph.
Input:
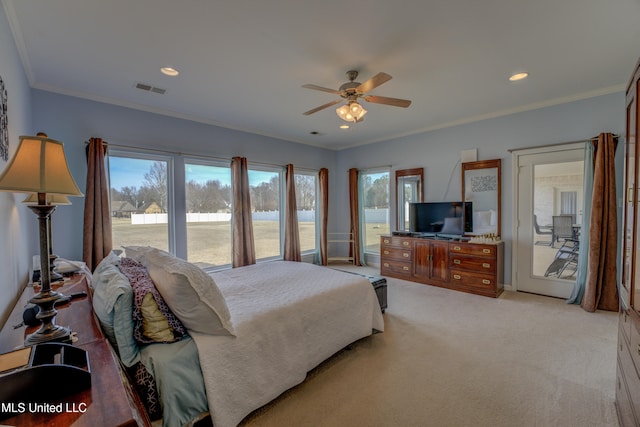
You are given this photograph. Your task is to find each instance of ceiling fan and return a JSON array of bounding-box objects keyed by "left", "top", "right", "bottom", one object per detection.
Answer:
[{"left": 302, "top": 70, "right": 412, "bottom": 123}]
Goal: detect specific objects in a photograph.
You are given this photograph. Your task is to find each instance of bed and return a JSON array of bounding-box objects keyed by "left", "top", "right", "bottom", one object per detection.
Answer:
[{"left": 90, "top": 247, "right": 384, "bottom": 427}]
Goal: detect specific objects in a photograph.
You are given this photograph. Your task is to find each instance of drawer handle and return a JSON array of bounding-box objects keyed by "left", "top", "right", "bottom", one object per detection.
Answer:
[
  {"left": 453, "top": 274, "right": 461, "bottom": 280},
  {"left": 403, "top": 241, "right": 409, "bottom": 246},
  {"left": 453, "top": 259, "right": 461, "bottom": 264},
  {"left": 482, "top": 249, "right": 491, "bottom": 254},
  {"left": 384, "top": 250, "right": 390, "bottom": 255},
  {"left": 482, "top": 279, "right": 491, "bottom": 285},
  {"left": 482, "top": 263, "right": 490, "bottom": 268},
  {"left": 453, "top": 246, "right": 461, "bottom": 251},
  {"left": 384, "top": 239, "right": 390, "bottom": 244},
  {"left": 403, "top": 253, "right": 409, "bottom": 258},
  {"left": 403, "top": 266, "right": 409, "bottom": 271},
  {"left": 383, "top": 263, "right": 389, "bottom": 267}
]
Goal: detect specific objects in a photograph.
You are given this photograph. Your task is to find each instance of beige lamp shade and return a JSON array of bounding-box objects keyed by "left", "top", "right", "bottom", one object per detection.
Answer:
[
  {"left": 0, "top": 135, "right": 83, "bottom": 196},
  {"left": 22, "top": 193, "right": 72, "bottom": 205}
]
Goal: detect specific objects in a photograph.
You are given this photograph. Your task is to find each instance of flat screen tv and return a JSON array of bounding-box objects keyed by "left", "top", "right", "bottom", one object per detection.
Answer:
[{"left": 408, "top": 201, "right": 473, "bottom": 235}]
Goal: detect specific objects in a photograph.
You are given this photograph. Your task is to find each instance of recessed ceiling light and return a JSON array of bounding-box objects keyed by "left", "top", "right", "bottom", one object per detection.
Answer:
[
  {"left": 161, "top": 67, "right": 179, "bottom": 77},
  {"left": 509, "top": 72, "right": 529, "bottom": 82},
  {"left": 340, "top": 125, "right": 350, "bottom": 129}
]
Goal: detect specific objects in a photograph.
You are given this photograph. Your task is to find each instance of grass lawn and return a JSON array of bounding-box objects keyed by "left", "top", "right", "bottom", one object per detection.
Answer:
[{"left": 112, "top": 218, "right": 316, "bottom": 267}]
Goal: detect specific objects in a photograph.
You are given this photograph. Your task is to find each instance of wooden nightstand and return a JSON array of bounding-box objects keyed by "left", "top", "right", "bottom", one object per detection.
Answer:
[{"left": 0, "top": 274, "right": 150, "bottom": 426}]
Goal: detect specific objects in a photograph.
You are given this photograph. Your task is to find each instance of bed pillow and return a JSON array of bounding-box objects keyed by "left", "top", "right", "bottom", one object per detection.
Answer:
[
  {"left": 117, "top": 257, "right": 187, "bottom": 344},
  {"left": 440, "top": 216, "right": 463, "bottom": 234},
  {"left": 473, "top": 210, "right": 491, "bottom": 227},
  {"left": 90, "top": 251, "right": 122, "bottom": 290},
  {"left": 125, "top": 246, "right": 235, "bottom": 336},
  {"left": 91, "top": 261, "right": 139, "bottom": 367}
]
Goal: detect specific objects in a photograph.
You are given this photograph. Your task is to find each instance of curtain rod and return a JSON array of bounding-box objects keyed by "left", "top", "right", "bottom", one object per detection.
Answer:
[
  {"left": 507, "top": 134, "right": 620, "bottom": 153},
  {"left": 84, "top": 140, "right": 315, "bottom": 170}
]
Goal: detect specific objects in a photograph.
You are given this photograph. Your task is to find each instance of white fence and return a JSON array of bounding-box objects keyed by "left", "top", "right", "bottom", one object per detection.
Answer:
[
  {"left": 130, "top": 209, "right": 386, "bottom": 225},
  {"left": 130, "top": 210, "right": 318, "bottom": 225}
]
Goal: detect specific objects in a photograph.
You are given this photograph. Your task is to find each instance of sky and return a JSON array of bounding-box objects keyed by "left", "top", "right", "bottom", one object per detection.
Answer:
[{"left": 109, "top": 157, "right": 277, "bottom": 191}]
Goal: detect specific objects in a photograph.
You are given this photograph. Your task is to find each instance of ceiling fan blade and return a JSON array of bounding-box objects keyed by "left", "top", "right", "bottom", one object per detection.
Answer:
[
  {"left": 363, "top": 95, "right": 412, "bottom": 108},
  {"left": 303, "top": 99, "right": 342, "bottom": 115},
  {"left": 302, "top": 84, "right": 341, "bottom": 95},
  {"left": 356, "top": 72, "right": 392, "bottom": 93}
]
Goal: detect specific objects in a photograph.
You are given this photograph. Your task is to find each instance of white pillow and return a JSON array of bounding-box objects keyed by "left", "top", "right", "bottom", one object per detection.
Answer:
[
  {"left": 125, "top": 246, "right": 235, "bottom": 336},
  {"left": 440, "top": 217, "right": 462, "bottom": 234},
  {"left": 473, "top": 211, "right": 491, "bottom": 227}
]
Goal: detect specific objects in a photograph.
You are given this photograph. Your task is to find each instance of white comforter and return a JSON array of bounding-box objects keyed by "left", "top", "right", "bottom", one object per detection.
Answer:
[{"left": 190, "top": 261, "right": 384, "bottom": 427}]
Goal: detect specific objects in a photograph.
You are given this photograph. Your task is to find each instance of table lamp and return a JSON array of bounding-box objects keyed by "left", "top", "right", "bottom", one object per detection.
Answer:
[
  {"left": 23, "top": 193, "right": 71, "bottom": 283},
  {"left": 0, "top": 134, "right": 83, "bottom": 346}
]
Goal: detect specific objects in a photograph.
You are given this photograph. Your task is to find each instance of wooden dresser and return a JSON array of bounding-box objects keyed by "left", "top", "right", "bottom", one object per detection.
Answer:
[
  {"left": 380, "top": 235, "right": 504, "bottom": 298},
  {"left": 0, "top": 275, "right": 150, "bottom": 427},
  {"left": 616, "top": 56, "right": 640, "bottom": 427}
]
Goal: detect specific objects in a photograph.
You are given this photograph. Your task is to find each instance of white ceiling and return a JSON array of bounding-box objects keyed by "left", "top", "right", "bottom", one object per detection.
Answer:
[{"left": 3, "top": 0, "right": 639, "bottom": 150}]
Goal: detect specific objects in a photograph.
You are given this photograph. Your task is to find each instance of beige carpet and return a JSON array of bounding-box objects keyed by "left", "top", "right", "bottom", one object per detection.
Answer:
[{"left": 240, "top": 266, "right": 619, "bottom": 427}]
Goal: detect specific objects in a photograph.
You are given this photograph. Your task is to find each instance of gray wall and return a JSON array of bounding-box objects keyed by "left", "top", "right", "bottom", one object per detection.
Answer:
[
  {"left": 335, "top": 92, "right": 625, "bottom": 284},
  {"left": 0, "top": 5, "right": 36, "bottom": 325}
]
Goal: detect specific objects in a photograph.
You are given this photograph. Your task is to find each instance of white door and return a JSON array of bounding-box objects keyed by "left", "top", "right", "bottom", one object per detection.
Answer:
[{"left": 513, "top": 143, "right": 585, "bottom": 298}]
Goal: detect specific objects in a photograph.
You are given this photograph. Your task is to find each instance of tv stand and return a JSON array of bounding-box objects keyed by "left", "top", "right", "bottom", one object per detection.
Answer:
[{"left": 380, "top": 235, "right": 504, "bottom": 298}]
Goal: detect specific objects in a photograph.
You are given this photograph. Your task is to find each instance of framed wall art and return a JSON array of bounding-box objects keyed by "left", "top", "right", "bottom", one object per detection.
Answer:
[{"left": 0, "top": 75, "right": 7, "bottom": 161}]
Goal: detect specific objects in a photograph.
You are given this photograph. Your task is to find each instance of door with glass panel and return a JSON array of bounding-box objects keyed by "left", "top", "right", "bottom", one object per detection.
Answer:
[{"left": 513, "top": 144, "right": 584, "bottom": 298}]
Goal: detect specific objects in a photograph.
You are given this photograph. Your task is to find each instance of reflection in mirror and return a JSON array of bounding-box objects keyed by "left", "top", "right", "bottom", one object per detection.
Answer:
[
  {"left": 396, "top": 168, "right": 424, "bottom": 230},
  {"left": 462, "top": 159, "right": 501, "bottom": 236}
]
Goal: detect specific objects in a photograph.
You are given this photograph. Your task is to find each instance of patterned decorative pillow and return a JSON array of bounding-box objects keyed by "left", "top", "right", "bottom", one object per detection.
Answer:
[
  {"left": 126, "top": 361, "right": 162, "bottom": 421},
  {"left": 117, "top": 257, "right": 187, "bottom": 344}
]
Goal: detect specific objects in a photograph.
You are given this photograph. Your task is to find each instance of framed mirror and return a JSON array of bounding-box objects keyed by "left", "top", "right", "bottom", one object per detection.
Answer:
[
  {"left": 461, "top": 159, "right": 501, "bottom": 236},
  {"left": 396, "top": 168, "right": 424, "bottom": 230}
]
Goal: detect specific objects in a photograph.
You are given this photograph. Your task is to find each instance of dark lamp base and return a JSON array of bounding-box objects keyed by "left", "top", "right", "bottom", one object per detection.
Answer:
[{"left": 24, "top": 290, "right": 72, "bottom": 346}]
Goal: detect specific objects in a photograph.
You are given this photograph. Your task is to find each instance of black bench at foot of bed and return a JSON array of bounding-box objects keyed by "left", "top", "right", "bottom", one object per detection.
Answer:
[{"left": 333, "top": 270, "right": 387, "bottom": 313}]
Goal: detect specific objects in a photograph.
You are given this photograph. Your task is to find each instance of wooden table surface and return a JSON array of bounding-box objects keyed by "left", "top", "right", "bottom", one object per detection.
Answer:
[{"left": 0, "top": 275, "right": 149, "bottom": 426}]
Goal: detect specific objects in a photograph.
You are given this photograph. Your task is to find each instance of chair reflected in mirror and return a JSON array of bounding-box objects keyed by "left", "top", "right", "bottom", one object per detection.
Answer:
[{"left": 533, "top": 214, "right": 553, "bottom": 246}]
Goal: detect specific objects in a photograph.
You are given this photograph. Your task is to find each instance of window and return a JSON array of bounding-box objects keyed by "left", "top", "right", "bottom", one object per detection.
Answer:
[
  {"left": 185, "top": 161, "right": 232, "bottom": 268},
  {"left": 360, "top": 169, "right": 390, "bottom": 254},
  {"left": 294, "top": 171, "right": 318, "bottom": 253},
  {"left": 108, "top": 153, "right": 171, "bottom": 252},
  {"left": 249, "top": 167, "right": 282, "bottom": 260},
  {"left": 107, "top": 148, "right": 320, "bottom": 268}
]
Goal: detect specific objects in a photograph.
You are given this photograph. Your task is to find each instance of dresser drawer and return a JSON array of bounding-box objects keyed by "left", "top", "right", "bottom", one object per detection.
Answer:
[
  {"left": 629, "top": 314, "right": 640, "bottom": 377},
  {"left": 450, "top": 254, "right": 496, "bottom": 273},
  {"left": 450, "top": 270, "right": 497, "bottom": 291},
  {"left": 620, "top": 325, "right": 640, "bottom": 420},
  {"left": 381, "top": 236, "right": 413, "bottom": 249},
  {"left": 617, "top": 360, "right": 639, "bottom": 427},
  {"left": 381, "top": 246, "right": 412, "bottom": 261},
  {"left": 381, "top": 260, "right": 412, "bottom": 277},
  {"left": 620, "top": 308, "right": 632, "bottom": 346},
  {"left": 449, "top": 243, "right": 497, "bottom": 257}
]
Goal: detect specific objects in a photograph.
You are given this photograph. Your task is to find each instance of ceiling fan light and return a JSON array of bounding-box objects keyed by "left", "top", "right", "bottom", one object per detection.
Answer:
[{"left": 336, "top": 102, "right": 367, "bottom": 123}]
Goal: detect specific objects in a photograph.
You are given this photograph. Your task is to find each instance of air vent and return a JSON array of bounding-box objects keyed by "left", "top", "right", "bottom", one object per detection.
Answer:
[{"left": 135, "top": 82, "right": 166, "bottom": 95}]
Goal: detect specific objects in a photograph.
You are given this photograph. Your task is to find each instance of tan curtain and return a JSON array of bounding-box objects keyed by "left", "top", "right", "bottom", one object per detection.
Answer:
[
  {"left": 82, "top": 137, "right": 112, "bottom": 271},
  {"left": 349, "top": 168, "right": 362, "bottom": 266},
  {"left": 284, "top": 164, "right": 301, "bottom": 261},
  {"left": 582, "top": 133, "right": 619, "bottom": 312},
  {"left": 319, "top": 168, "right": 329, "bottom": 265},
  {"left": 231, "top": 157, "right": 256, "bottom": 267}
]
